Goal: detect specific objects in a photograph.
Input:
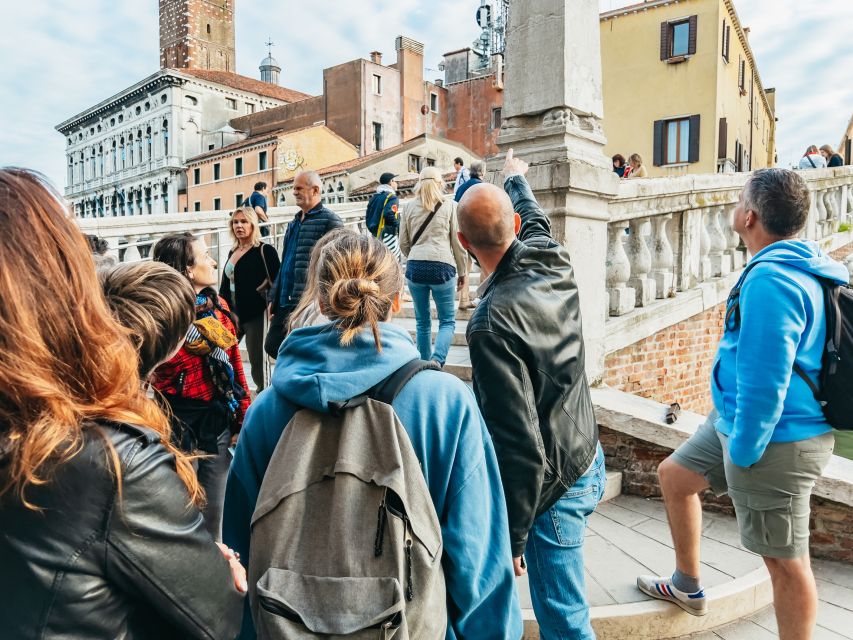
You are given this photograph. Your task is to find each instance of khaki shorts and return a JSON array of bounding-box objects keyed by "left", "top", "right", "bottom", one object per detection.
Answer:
[{"left": 671, "top": 413, "right": 834, "bottom": 559}]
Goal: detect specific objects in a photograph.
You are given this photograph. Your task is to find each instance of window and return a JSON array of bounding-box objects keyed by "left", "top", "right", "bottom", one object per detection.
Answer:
[
  {"left": 213, "top": 197, "right": 221, "bottom": 211},
  {"left": 206, "top": 23, "right": 211, "bottom": 35},
  {"left": 213, "top": 163, "right": 221, "bottom": 181},
  {"left": 194, "top": 201, "right": 201, "bottom": 212},
  {"left": 430, "top": 92, "right": 439, "bottom": 113},
  {"left": 738, "top": 58, "right": 747, "bottom": 94},
  {"left": 372, "top": 74, "right": 382, "bottom": 95},
  {"left": 721, "top": 20, "right": 731, "bottom": 62},
  {"left": 235, "top": 194, "right": 244, "bottom": 208},
  {"left": 372, "top": 122, "right": 383, "bottom": 151},
  {"left": 408, "top": 154, "right": 422, "bottom": 173},
  {"left": 235, "top": 157, "right": 243, "bottom": 176},
  {"left": 426, "top": 158, "right": 436, "bottom": 167},
  {"left": 660, "top": 16, "right": 697, "bottom": 60},
  {"left": 718, "top": 117, "right": 728, "bottom": 160},
  {"left": 162, "top": 120, "right": 169, "bottom": 155},
  {"left": 208, "top": 144, "right": 215, "bottom": 151},
  {"left": 259, "top": 150, "right": 268, "bottom": 171},
  {"left": 193, "top": 167, "right": 200, "bottom": 184},
  {"left": 492, "top": 107, "right": 503, "bottom": 130},
  {"left": 653, "top": 115, "right": 700, "bottom": 165},
  {"left": 245, "top": 102, "right": 255, "bottom": 114},
  {"left": 225, "top": 97, "right": 237, "bottom": 110}
]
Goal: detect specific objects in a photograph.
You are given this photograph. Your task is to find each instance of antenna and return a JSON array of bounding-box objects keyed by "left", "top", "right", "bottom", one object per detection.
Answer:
[{"left": 265, "top": 37, "right": 275, "bottom": 58}]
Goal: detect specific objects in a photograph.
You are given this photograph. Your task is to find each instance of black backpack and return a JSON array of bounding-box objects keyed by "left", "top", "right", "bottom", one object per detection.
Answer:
[{"left": 726, "top": 262, "right": 853, "bottom": 430}]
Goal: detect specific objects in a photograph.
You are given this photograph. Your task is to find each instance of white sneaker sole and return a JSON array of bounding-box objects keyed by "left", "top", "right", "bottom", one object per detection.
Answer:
[{"left": 636, "top": 579, "right": 708, "bottom": 617}]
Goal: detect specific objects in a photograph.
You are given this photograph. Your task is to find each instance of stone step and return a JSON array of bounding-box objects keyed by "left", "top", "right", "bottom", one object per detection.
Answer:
[
  {"left": 396, "top": 301, "right": 477, "bottom": 321},
  {"left": 393, "top": 317, "right": 469, "bottom": 346}
]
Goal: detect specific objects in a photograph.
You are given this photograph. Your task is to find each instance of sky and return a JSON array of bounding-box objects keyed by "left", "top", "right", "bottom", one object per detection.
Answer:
[{"left": 0, "top": 1, "right": 850, "bottom": 190}]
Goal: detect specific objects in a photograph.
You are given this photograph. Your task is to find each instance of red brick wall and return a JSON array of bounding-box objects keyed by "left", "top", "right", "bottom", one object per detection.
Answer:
[
  {"left": 603, "top": 304, "right": 726, "bottom": 414},
  {"left": 446, "top": 76, "right": 502, "bottom": 159}
]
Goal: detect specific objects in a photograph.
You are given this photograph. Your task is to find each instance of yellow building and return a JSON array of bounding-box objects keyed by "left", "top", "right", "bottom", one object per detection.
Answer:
[
  {"left": 600, "top": 0, "right": 776, "bottom": 176},
  {"left": 184, "top": 124, "right": 358, "bottom": 212}
]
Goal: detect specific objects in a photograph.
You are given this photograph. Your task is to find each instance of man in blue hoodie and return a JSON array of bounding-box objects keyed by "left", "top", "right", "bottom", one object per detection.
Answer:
[
  {"left": 637, "top": 169, "right": 845, "bottom": 638},
  {"left": 223, "top": 320, "right": 522, "bottom": 639}
]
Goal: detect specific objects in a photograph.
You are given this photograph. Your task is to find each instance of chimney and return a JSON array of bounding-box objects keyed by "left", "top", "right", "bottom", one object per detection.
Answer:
[
  {"left": 370, "top": 51, "right": 383, "bottom": 65},
  {"left": 435, "top": 79, "right": 444, "bottom": 88},
  {"left": 395, "top": 36, "right": 425, "bottom": 140}
]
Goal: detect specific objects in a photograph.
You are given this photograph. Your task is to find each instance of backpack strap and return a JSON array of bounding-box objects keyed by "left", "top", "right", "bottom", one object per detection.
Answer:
[
  {"left": 792, "top": 279, "right": 843, "bottom": 403},
  {"left": 723, "top": 260, "right": 762, "bottom": 330},
  {"left": 327, "top": 359, "right": 441, "bottom": 416}
]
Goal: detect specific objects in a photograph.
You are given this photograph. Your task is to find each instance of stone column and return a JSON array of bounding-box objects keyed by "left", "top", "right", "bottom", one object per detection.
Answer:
[{"left": 492, "top": 0, "right": 619, "bottom": 382}]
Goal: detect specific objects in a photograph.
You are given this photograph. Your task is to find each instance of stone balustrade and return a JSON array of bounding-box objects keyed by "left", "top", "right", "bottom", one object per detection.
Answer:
[
  {"left": 604, "top": 167, "right": 853, "bottom": 354},
  {"left": 77, "top": 203, "right": 369, "bottom": 284}
]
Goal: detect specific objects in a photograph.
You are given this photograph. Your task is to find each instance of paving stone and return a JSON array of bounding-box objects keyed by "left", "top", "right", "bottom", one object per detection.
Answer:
[
  {"left": 816, "top": 602, "right": 853, "bottom": 638},
  {"left": 594, "top": 500, "right": 652, "bottom": 528},
  {"left": 816, "top": 579, "right": 853, "bottom": 612},
  {"left": 813, "top": 559, "right": 853, "bottom": 590},
  {"left": 712, "top": 618, "right": 778, "bottom": 639}
]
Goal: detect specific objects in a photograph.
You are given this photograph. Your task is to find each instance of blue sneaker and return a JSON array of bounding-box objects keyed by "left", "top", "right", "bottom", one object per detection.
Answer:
[{"left": 636, "top": 574, "right": 708, "bottom": 616}]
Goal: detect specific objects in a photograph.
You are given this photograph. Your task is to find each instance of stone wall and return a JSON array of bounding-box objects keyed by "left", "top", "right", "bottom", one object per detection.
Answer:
[{"left": 599, "top": 425, "right": 853, "bottom": 563}]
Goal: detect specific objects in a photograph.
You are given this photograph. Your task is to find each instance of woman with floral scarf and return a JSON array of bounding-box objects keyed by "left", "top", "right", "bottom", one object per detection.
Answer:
[{"left": 151, "top": 232, "right": 251, "bottom": 540}]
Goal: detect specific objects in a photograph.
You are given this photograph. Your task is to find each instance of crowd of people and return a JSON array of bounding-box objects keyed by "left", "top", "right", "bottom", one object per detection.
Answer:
[
  {"left": 0, "top": 145, "right": 846, "bottom": 640},
  {"left": 799, "top": 144, "right": 845, "bottom": 169}
]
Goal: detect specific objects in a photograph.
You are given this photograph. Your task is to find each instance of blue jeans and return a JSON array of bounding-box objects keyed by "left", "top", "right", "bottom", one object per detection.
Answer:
[
  {"left": 526, "top": 444, "right": 606, "bottom": 640},
  {"left": 407, "top": 278, "right": 457, "bottom": 365}
]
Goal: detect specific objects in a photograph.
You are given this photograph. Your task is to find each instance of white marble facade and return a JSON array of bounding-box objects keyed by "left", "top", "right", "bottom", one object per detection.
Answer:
[{"left": 57, "top": 70, "right": 284, "bottom": 217}]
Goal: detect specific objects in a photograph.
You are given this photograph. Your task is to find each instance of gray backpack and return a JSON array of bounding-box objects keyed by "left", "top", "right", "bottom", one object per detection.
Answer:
[{"left": 249, "top": 360, "right": 447, "bottom": 640}]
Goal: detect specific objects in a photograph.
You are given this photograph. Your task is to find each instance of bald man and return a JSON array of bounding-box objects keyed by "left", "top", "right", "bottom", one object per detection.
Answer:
[
  {"left": 264, "top": 171, "right": 343, "bottom": 358},
  {"left": 457, "top": 150, "right": 604, "bottom": 640}
]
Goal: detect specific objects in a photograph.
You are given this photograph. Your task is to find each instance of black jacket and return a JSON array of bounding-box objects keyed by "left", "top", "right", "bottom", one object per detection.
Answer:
[
  {"left": 466, "top": 175, "right": 598, "bottom": 557},
  {"left": 0, "top": 422, "right": 243, "bottom": 639},
  {"left": 828, "top": 154, "right": 844, "bottom": 168},
  {"left": 220, "top": 242, "right": 281, "bottom": 325},
  {"left": 272, "top": 204, "right": 343, "bottom": 314},
  {"left": 365, "top": 189, "right": 399, "bottom": 237}
]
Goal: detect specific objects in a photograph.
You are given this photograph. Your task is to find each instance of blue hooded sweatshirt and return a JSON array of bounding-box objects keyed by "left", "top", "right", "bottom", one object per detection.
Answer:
[
  {"left": 223, "top": 322, "right": 522, "bottom": 640},
  {"left": 712, "top": 239, "right": 848, "bottom": 467}
]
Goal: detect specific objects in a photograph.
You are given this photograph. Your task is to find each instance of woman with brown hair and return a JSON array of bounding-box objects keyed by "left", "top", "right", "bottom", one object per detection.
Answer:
[
  {"left": 151, "top": 231, "right": 251, "bottom": 540},
  {"left": 0, "top": 169, "right": 244, "bottom": 639},
  {"left": 220, "top": 207, "right": 280, "bottom": 392}
]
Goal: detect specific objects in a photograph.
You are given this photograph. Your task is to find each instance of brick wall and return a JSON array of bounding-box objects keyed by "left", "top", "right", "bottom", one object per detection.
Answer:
[
  {"left": 599, "top": 425, "right": 853, "bottom": 562},
  {"left": 603, "top": 304, "right": 726, "bottom": 414}
]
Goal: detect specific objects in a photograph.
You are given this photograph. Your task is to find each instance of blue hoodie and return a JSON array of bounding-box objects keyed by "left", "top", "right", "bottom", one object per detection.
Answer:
[
  {"left": 712, "top": 239, "right": 848, "bottom": 467},
  {"left": 223, "top": 322, "right": 522, "bottom": 640}
]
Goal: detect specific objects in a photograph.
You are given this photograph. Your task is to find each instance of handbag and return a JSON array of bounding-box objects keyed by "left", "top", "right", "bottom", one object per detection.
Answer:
[
  {"left": 410, "top": 201, "right": 444, "bottom": 247},
  {"left": 255, "top": 243, "right": 273, "bottom": 298}
]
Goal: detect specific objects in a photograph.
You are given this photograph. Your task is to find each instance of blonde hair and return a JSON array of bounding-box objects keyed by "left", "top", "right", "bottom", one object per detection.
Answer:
[
  {"left": 229, "top": 206, "right": 262, "bottom": 249},
  {"left": 100, "top": 262, "right": 195, "bottom": 378},
  {"left": 629, "top": 153, "right": 643, "bottom": 166},
  {"left": 316, "top": 232, "right": 403, "bottom": 351},
  {"left": 820, "top": 144, "right": 835, "bottom": 156},
  {"left": 0, "top": 169, "right": 202, "bottom": 508},
  {"left": 288, "top": 229, "right": 346, "bottom": 333},
  {"left": 413, "top": 166, "right": 447, "bottom": 213}
]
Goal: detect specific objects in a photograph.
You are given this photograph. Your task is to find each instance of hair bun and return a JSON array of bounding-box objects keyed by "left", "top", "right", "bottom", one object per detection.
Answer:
[{"left": 328, "top": 278, "right": 382, "bottom": 320}]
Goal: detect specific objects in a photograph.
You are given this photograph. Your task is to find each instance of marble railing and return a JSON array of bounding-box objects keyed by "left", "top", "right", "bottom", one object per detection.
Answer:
[
  {"left": 604, "top": 167, "right": 853, "bottom": 352},
  {"left": 77, "top": 203, "right": 369, "bottom": 285}
]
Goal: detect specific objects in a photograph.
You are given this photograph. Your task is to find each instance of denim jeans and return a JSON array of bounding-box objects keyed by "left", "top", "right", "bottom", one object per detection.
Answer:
[
  {"left": 407, "top": 277, "right": 457, "bottom": 365},
  {"left": 526, "top": 443, "right": 606, "bottom": 640}
]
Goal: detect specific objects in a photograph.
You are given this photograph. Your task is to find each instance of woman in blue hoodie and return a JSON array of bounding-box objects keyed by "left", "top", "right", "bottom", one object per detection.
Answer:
[{"left": 223, "top": 230, "right": 522, "bottom": 640}]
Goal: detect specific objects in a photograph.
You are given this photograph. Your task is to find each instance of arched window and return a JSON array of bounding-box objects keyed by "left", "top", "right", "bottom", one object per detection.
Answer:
[
  {"left": 98, "top": 145, "right": 104, "bottom": 176},
  {"left": 145, "top": 127, "right": 152, "bottom": 160},
  {"left": 162, "top": 120, "right": 169, "bottom": 156},
  {"left": 135, "top": 131, "right": 142, "bottom": 163},
  {"left": 111, "top": 141, "right": 117, "bottom": 173},
  {"left": 67, "top": 157, "right": 73, "bottom": 185},
  {"left": 120, "top": 137, "right": 126, "bottom": 170},
  {"left": 127, "top": 134, "right": 134, "bottom": 166}
]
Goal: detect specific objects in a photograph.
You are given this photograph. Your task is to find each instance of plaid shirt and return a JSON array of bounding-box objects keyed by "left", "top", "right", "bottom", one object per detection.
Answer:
[{"left": 151, "top": 299, "right": 251, "bottom": 429}]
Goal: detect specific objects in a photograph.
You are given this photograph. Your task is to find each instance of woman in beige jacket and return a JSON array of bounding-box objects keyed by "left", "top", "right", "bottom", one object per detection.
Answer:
[{"left": 400, "top": 166, "right": 468, "bottom": 365}]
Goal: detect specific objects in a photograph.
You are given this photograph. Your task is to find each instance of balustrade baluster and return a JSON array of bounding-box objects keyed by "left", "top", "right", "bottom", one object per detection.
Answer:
[
  {"left": 699, "top": 208, "right": 713, "bottom": 281},
  {"left": 606, "top": 223, "right": 636, "bottom": 316},
  {"left": 708, "top": 206, "right": 731, "bottom": 277},
  {"left": 627, "top": 217, "right": 656, "bottom": 306},
  {"left": 725, "top": 205, "right": 744, "bottom": 270},
  {"left": 651, "top": 215, "right": 674, "bottom": 299}
]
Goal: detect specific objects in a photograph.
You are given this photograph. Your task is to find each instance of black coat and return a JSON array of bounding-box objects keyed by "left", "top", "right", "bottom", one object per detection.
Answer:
[
  {"left": 828, "top": 154, "right": 844, "bottom": 168},
  {"left": 466, "top": 175, "right": 598, "bottom": 557},
  {"left": 0, "top": 421, "right": 243, "bottom": 639},
  {"left": 220, "top": 242, "right": 281, "bottom": 325},
  {"left": 272, "top": 205, "right": 343, "bottom": 314}
]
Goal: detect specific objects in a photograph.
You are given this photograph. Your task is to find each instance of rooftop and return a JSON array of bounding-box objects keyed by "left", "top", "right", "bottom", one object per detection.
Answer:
[{"left": 175, "top": 68, "right": 311, "bottom": 104}]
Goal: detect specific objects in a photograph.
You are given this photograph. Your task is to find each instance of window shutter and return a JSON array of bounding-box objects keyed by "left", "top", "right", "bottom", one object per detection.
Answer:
[
  {"left": 718, "top": 117, "right": 728, "bottom": 159},
  {"left": 653, "top": 120, "right": 664, "bottom": 166},
  {"left": 688, "top": 115, "right": 701, "bottom": 163},
  {"left": 660, "top": 22, "right": 670, "bottom": 60},
  {"left": 688, "top": 15, "right": 698, "bottom": 55},
  {"left": 725, "top": 24, "right": 731, "bottom": 60}
]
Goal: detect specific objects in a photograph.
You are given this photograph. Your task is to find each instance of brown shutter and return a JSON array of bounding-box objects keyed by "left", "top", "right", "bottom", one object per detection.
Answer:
[
  {"left": 718, "top": 117, "right": 728, "bottom": 159},
  {"left": 688, "top": 15, "right": 698, "bottom": 55},
  {"left": 688, "top": 115, "right": 701, "bottom": 163},
  {"left": 725, "top": 24, "right": 731, "bottom": 60},
  {"left": 660, "top": 22, "right": 670, "bottom": 60},
  {"left": 653, "top": 120, "right": 664, "bottom": 166}
]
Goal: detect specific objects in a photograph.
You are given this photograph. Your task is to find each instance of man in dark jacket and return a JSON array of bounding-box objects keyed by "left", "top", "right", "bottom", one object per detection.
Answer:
[
  {"left": 365, "top": 172, "right": 400, "bottom": 258},
  {"left": 457, "top": 149, "right": 605, "bottom": 640},
  {"left": 264, "top": 170, "right": 343, "bottom": 357}
]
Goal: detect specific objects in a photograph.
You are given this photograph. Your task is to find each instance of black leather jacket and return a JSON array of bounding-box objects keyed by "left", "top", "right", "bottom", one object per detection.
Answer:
[
  {"left": 0, "top": 422, "right": 243, "bottom": 639},
  {"left": 466, "top": 175, "right": 598, "bottom": 557}
]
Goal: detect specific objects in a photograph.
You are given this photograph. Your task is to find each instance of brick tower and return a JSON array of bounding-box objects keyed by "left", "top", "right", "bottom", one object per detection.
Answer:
[{"left": 159, "top": 0, "right": 236, "bottom": 72}]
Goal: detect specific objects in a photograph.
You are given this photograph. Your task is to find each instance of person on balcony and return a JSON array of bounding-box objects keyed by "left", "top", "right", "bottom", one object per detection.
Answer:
[
  {"left": 626, "top": 152, "right": 648, "bottom": 178},
  {"left": 612, "top": 153, "right": 627, "bottom": 178},
  {"left": 150, "top": 232, "right": 251, "bottom": 541},
  {"left": 220, "top": 207, "right": 281, "bottom": 393},
  {"left": 637, "top": 169, "right": 846, "bottom": 638},
  {"left": 820, "top": 144, "right": 844, "bottom": 168},
  {"left": 798, "top": 145, "right": 827, "bottom": 169},
  {"left": 457, "top": 150, "right": 606, "bottom": 640},
  {"left": 399, "top": 166, "right": 469, "bottom": 366},
  {"left": 264, "top": 170, "right": 343, "bottom": 358},
  {"left": 0, "top": 169, "right": 245, "bottom": 640}
]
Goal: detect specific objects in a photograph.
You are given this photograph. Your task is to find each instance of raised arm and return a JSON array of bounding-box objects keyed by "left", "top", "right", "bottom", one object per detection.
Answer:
[{"left": 501, "top": 149, "right": 555, "bottom": 248}]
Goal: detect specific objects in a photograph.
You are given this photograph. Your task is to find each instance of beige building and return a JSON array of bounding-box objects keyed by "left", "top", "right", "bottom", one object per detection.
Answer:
[
  {"left": 184, "top": 124, "right": 357, "bottom": 212},
  {"left": 600, "top": 0, "right": 776, "bottom": 176},
  {"left": 840, "top": 113, "right": 853, "bottom": 165},
  {"left": 274, "top": 134, "right": 479, "bottom": 205}
]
